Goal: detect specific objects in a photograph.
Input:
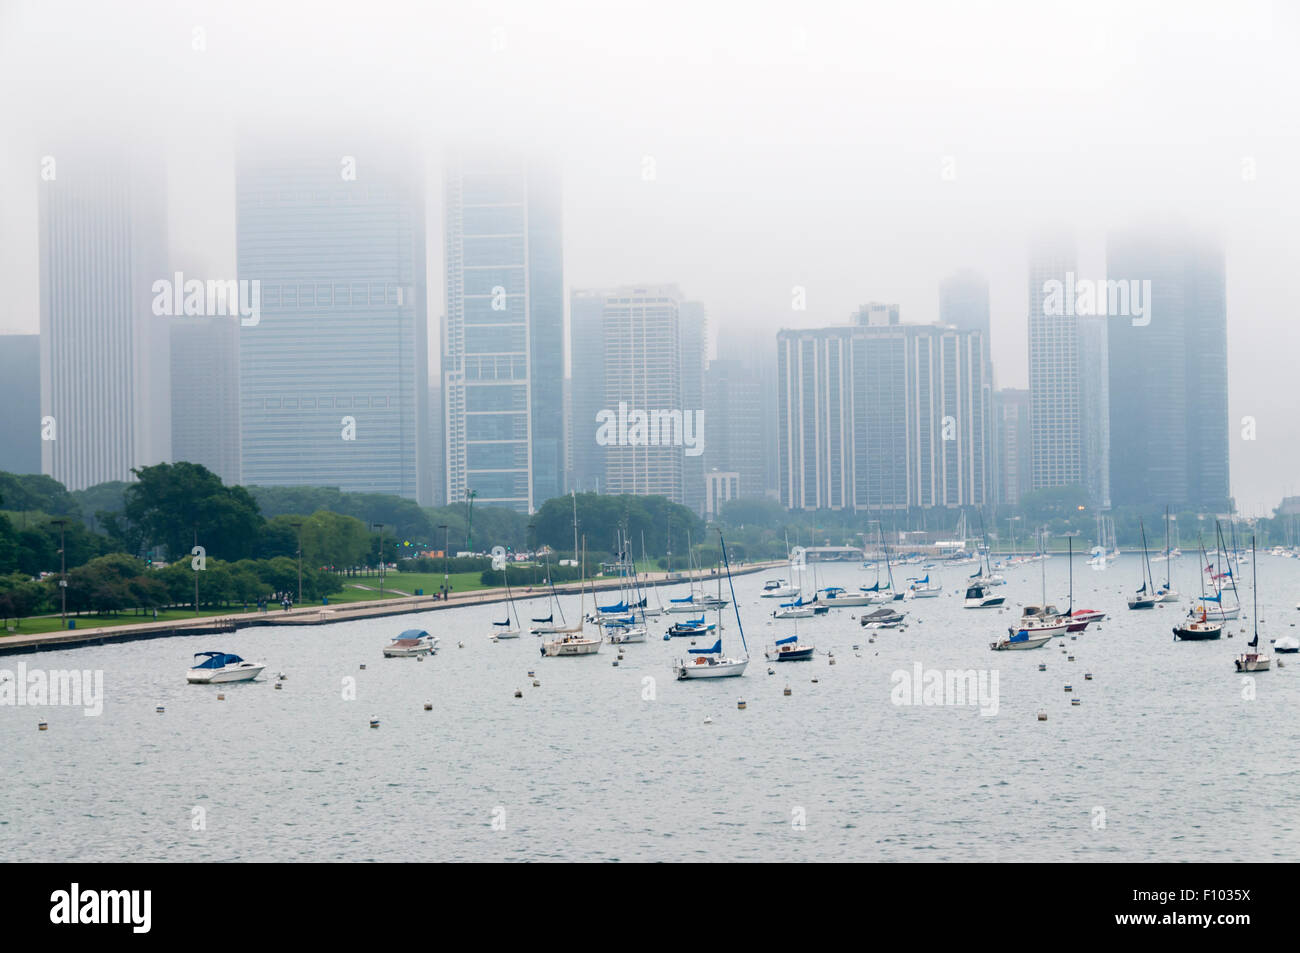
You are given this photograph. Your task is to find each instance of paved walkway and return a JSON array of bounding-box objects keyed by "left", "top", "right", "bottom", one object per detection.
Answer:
[{"left": 0, "top": 560, "right": 785, "bottom": 655}]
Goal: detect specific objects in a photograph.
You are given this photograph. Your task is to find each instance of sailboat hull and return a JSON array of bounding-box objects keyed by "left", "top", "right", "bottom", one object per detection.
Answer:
[
  {"left": 541, "top": 637, "right": 601, "bottom": 656},
  {"left": 673, "top": 658, "right": 748, "bottom": 679},
  {"left": 1172, "top": 623, "right": 1222, "bottom": 641}
]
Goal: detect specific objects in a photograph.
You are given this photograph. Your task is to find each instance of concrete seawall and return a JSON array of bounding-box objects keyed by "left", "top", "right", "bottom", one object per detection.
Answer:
[{"left": 0, "top": 560, "right": 790, "bottom": 656}]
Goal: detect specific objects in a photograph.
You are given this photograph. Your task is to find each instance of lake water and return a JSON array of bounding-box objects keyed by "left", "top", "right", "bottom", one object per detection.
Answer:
[{"left": 3, "top": 554, "right": 1298, "bottom": 862}]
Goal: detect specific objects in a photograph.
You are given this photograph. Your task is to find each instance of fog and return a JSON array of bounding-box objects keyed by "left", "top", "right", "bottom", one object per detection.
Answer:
[{"left": 2, "top": 0, "right": 1297, "bottom": 513}]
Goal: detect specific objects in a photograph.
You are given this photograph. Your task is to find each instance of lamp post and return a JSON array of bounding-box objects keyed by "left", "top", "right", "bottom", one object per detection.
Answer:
[
  {"left": 371, "top": 522, "right": 386, "bottom": 598},
  {"left": 438, "top": 523, "right": 449, "bottom": 599},
  {"left": 287, "top": 518, "right": 304, "bottom": 605},
  {"left": 50, "top": 518, "right": 68, "bottom": 625}
]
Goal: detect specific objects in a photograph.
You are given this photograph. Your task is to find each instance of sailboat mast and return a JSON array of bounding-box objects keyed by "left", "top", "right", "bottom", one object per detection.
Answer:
[
  {"left": 1164, "top": 505, "right": 1171, "bottom": 589},
  {"left": 1251, "top": 534, "right": 1259, "bottom": 648}
]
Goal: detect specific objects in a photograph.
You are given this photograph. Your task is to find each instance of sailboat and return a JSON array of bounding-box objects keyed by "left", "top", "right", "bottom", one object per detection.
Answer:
[
  {"left": 963, "top": 539, "right": 1006, "bottom": 607},
  {"left": 765, "top": 613, "right": 815, "bottom": 662},
  {"left": 908, "top": 572, "right": 943, "bottom": 598},
  {"left": 665, "top": 531, "right": 729, "bottom": 614},
  {"left": 1128, "top": 519, "right": 1158, "bottom": 610},
  {"left": 1191, "top": 521, "right": 1242, "bottom": 621},
  {"left": 1234, "top": 535, "right": 1270, "bottom": 672},
  {"left": 540, "top": 539, "right": 601, "bottom": 657},
  {"left": 490, "top": 565, "right": 522, "bottom": 639},
  {"left": 1173, "top": 542, "right": 1223, "bottom": 641},
  {"left": 671, "top": 530, "right": 749, "bottom": 679},
  {"left": 1155, "top": 506, "right": 1179, "bottom": 602}
]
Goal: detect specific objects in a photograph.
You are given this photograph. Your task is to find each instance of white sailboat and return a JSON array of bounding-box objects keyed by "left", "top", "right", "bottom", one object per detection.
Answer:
[
  {"left": 490, "top": 565, "right": 522, "bottom": 639},
  {"left": 1234, "top": 535, "right": 1270, "bottom": 672},
  {"left": 672, "top": 531, "right": 749, "bottom": 680},
  {"left": 541, "top": 539, "right": 600, "bottom": 657}
]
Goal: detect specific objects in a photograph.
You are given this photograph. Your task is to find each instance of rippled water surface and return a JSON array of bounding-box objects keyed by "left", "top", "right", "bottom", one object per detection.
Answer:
[{"left": 3, "top": 555, "right": 1298, "bottom": 861}]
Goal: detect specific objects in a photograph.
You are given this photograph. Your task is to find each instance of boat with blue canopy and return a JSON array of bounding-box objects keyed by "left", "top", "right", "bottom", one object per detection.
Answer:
[{"left": 186, "top": 651, "right": 267, "bottom": 683}]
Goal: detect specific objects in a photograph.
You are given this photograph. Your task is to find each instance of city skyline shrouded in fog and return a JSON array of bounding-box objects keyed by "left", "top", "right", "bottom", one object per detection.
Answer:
[{"left": 1, "top": 0, "right": 1297, "bottom": 513}]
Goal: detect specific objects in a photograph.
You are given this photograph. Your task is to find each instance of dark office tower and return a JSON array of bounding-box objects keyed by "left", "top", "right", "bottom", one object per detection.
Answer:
[
  {"left": 1027, "top": 230, "right": 1083, "bottom": 491},
  {"left": 994, "top": 388, "right": 1032, "bottom": 506},
  {"left": 703, "top": 356, "right": 764, "bottom": 503},
  {"left": 679, "top": 301, "right": 708, "bottom": 515},
  {"left": 0, "top": 334, "right": 42, "bottom": 474},
  {"left": 39, "top": 145, "right": 171, "bottom": 490},
  {"left": 443, "top": 155, "right": 563, "bottom": 513},
  {"left": 170, "top": 316, "right": 240, "bottom": 485},
  {"left": 429, "top": 378, "right": 445, "bottom": 507},
  {"left": 939, "top": 269, "right": 991, "bottom": 338},
  {"left": 567, "top": 288, "right": 607, "bottom": 493},
  {"left": 237, "top": 140, "right": 429, "bottom": 501},
  {"left": 1106, "top": 226, "right": 1229, "bottom": 508}
]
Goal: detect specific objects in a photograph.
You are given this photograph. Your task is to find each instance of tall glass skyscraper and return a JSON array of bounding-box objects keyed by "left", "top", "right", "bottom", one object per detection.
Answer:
[
  {"left": 237, "top": 142, "right": 429, "bottom": 501},
  {"left": 39, "top": 144, "right": 170, "bottom": 491},
  {"left": 1106, "top": 226, "right": 1228, "bottom": 507},
  {"left": 1027, "top": 231, "right": 1083, "bottom": 491},
  {"left": 443, "top": 156, "right": 563, "bottom": 512}
]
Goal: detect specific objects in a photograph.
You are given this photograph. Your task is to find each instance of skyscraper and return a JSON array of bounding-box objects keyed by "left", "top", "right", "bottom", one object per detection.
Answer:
[
  {"left": 0, "top": 334, "right": 41, "bottom": 475},
  {"left": 1106, "top": 226, "right": 1229, "bottom": 507},
  {"left": 170, "top": 315, "right": 240, "bottom": 485},
  {"left": 993, "top": 388, "right": 1031, "bottom": 506},
  {"left": 1077, "top": 314, "right": 1111, "bottom": 508},
  {"left": 1027, "top": 231, "right": 1083, "bottom": 491},
  {"left": 939, "top": 269, "right": 991, "bottom": 338},
  {"left": 567, "top": 288, "right": 607, "bottom": 494},
  {"left": 601, "top": 285, "right": 684, "bottom": 502},
  {"left": 679, "top": 300, "right": 708, "bottom": 514},
  {"left": 703, "top": 356, "right": 765, "bottom": 502},
  {"left": 777, "top": 311, "right": 990, "bottom": 512},
  {"left": 443, "top": 155, "right": 563, "bottom": 512},
  {"left": 237, "top": 142, "right": 429, "bottom": 501},
  {"left": 39, "top": 145, "right": 170, "bottom": 490}
]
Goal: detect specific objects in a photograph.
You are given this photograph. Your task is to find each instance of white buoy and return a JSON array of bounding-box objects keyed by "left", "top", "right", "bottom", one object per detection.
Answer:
[
  {"left": 532, "top": 679, "right": 540, "bottom": 687},
  {"left": 458, "top": 641, "right": 464, "bottom": 648},
  {"left": 514, "top": 688, "right": 523, "bottom": 698},
  {"left": 704, "top": 716, "right": 713, "bottom": 724},
  {"left": 1037, "top": 710, "right": 1048, "bottom": 721},
  {"left": 424, "top": 702, "right": 433, "bottom": 710}
]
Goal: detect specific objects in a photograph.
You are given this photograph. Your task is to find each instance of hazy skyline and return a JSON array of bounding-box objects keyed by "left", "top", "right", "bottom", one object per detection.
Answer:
[{"left": 2, "top": 0, "right": 1297, "bottom": 513}]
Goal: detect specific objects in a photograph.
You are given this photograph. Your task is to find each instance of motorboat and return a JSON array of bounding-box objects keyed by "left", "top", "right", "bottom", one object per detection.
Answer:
[
  {"left": 541, "top": 632, "right": 602, "bottom": 656},
  {"left": 666, "top": 617, "right": 716, "bottom": 638},
  {"left": 761, "top": 579, "right": 799, "bottom": 599},
  {"left": 990, "top": 629, "right": 1052, "bottom": 651},
  {"left": 859, "top": 606, "right": 906, "bottom": 629},
  {"left": 186, "top": 652, "right": 266, "bottom": 683},
  {"left": 383, "top": 630, "right": 439, "bottom": 657},
  {"left": 815, "top": 586, "right": 874, "bottom": 607},
  {"left": 1270, "top": 636, "right": 1299, "bottom": 653},
  {"left": 963, "top": 583, "right": 1005, "bottom": 609}
]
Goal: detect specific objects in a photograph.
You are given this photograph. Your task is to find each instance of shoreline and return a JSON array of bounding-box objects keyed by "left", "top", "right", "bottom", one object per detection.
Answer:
[{"left": 0, "top": 560, "right": 788, "bottom": 656}]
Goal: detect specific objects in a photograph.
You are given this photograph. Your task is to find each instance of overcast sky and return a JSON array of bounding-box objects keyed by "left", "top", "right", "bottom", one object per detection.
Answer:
[{"left": 1, "top": 0, "right": 1297, "bottom": 514}]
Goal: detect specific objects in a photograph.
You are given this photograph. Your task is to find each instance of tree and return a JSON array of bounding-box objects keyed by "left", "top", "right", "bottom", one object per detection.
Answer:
[
  {"left": 123, "top": 462, "right": 264, "bottom": 561},
  {"left": 300, "top": 511, "right": 370, "bottom": 568}
]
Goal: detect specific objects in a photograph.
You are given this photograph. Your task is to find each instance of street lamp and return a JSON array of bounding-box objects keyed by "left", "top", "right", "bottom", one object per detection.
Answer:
[
  {"left": 50, "top": 518, "right": 68, "bottom": 625},
  {"left": 371, "top": 522, "right": 386, "bottom": 597},
  {"left": 438, "top": 523, "right": 449, "bottom": 599},
  {"left": 287, "top": 518, "right": 304, "bottom": 605}
]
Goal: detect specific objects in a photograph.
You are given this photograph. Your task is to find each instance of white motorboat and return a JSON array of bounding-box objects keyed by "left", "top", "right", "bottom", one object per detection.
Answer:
[
  {"left": 990, "top": 629, "right": 1052, "bottom": 651},
  {"left": 383, "top": 630, "right": 439, "bottom": 657},
  {"left": 963, "top": 584, "right": 1005, "bottom": 609},
  {"left": 815, "top": 586, "right": 874, "bottom": 607},
  {"left": 186, "top": 651, "right": 266, "bottom": 683},
  {"left": 772, "top": 604, "right": 814, "bottom": 620},
  {"left": 760, "top": 578, "right": 799, "bottom": 599}
]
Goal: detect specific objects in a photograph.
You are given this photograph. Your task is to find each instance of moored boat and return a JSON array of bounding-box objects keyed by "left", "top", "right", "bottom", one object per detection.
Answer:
[{"left": 186, "top": 652, "right": 266, "bottom": 683}]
